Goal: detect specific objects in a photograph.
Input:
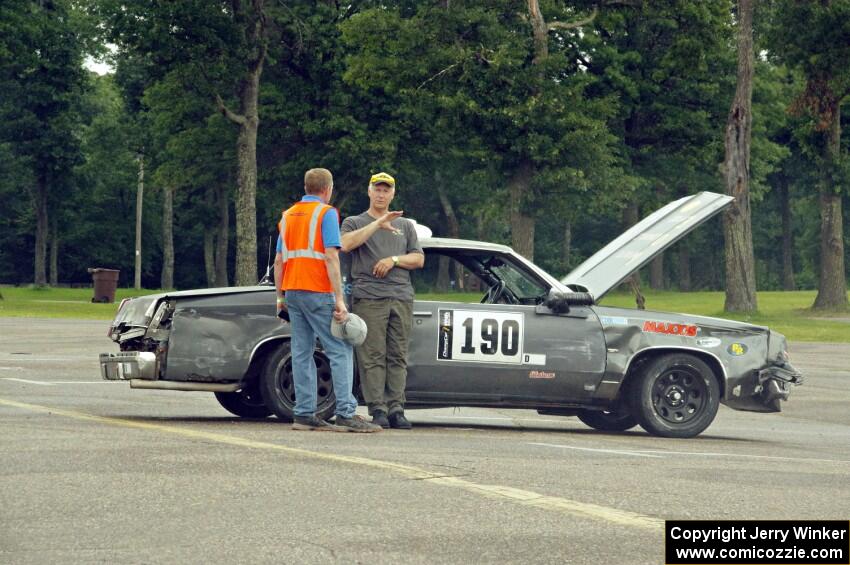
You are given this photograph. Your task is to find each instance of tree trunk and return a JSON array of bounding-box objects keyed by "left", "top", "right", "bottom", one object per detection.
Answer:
[
  {"left": 514, "top": 0, "right": 553, "bottom": 262},
  {"left": 562, "top": 220, "right": 571, "bottom": 272},
  {"left": 779, "top": 178, "right": 796, "bottom": 291},
  {"left": 49, "top": 213, "right": 58, "bottom": 286},
  {"left": 135, "top": 154, "right": 144, "bottom": 290},
  {"left": 812, "top": 103, "right": 847, "bottom": 309},
  {"left": 435, "top": 179, "right": 460, "bottom": 292},
  {"left": 622, "top": 202, "right": 639, "bottom": 270},
  {"left": 33, "top": 176, "right": 48, "bottom": 286},
  {"left": 722, "top": 0, "right": 758, "bottom": 313},
  {"left": 436, "top": 256, "right": 451, "bottom": 292},
  {"left": 215, "top": 182, "right": 230, "bottom": 287},
  {"left": 160, "top": 185, "right": 174, "bottom": 289},
  {"left": 678, "top": 245, "right": 691, "bottom": 291},
  {"left": 204, "top": 228, "right": 216, "bottom": 287},
  {"left": 649, "top": 255, "right": 664, "bottom": 289},
  {"left": 628, "top": 278, "right": 645, "bottom": 310},
  {"left": 435, "top": 182, "right": 460, "bottom": 240},
  {"left": 233, "top": 111, "right": 258, "bottom": 286},
  {"left": 527, "top": 0, "right": 549, "bottom": 64},
  {"left": 218, "top": 2, "right": 266, "bottom": 286},
  {"left": 622, "top": 202, "right": 644, "bottom": 307},
  {"left": 813, "top": 191, "right": 847, "bottom": 308},
  {"left": 509, "top": 161, "right": 535, "bottom": 260}
]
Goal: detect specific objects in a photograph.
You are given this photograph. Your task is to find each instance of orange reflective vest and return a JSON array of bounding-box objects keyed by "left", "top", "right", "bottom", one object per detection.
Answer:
[{"left": 279, "top": 200, "right": 334, "bottom": 293}]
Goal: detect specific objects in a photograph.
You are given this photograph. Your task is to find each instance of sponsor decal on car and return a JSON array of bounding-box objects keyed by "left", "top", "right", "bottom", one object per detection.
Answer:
[
  {"left": 600, "top": 316, "right": 629, "bottom": 326},
  {"left": 438, "top": 310, "right": 453, "bottom": 360},
  {"left": 727, "top": 342, "right": 748, "bottom": 356},
  {"left": 696, "top": 337, "right": 722, "bottom": 348},
  {"left": 642, "top": 320, "right": 698, "bottom": 337},
  {"left": 437, "top": 309, "right": 524, "bottom": 364},
  {"left": 529, "top": 370, "right": 555, "bottom": 379}
]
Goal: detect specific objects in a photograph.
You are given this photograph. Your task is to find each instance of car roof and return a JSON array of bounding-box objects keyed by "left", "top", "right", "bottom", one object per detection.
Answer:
[{"left": 419, "top": 237, "right": 514, "bottom": 254}]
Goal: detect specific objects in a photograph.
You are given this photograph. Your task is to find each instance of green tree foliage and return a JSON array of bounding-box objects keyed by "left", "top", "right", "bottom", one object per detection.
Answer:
[
  {"left": 0, "top": 0, "right": 844, "bottom": 303},
  {"left": 0, "top": 0, "right": 88, "bottom": 285},
  {"left": 143, "top": 70, "right": 237, "bottom": 288},
  {"left": 69, "top": 74, "right": 143, "bottom": 283},
  {"left": 342, "top": 1, "right": 623, "bottom": 264},
  {"left": 767, "top": 0, "right": 850, "bottom": 309},
  {"left": 93, "top": 0, "right": 274, "bottom": 285}
]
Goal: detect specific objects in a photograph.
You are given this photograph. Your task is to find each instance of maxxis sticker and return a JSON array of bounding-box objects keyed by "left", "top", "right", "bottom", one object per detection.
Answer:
[{"left": 438, "top": 309, "right": 524, "bottom": 364}]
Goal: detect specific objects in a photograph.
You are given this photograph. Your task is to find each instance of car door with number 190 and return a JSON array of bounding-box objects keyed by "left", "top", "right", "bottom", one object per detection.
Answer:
[{"left": 405, "top": 250, "right": 606, "bottom": 405}]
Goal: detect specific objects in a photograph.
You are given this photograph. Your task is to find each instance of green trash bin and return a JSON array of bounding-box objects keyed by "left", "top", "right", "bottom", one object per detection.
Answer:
[{"left": 88, "top": 268, "right": 120, "bottom": 303}]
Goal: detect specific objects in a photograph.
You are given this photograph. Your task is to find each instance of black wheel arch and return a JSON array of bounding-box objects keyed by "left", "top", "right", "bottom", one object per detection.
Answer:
[
  {"left": 243, "top": 337, "right": 364, "bottom": 401},
  {"left": 619, "top": 347, "right": 726, "bottom": 400},
  {"left": 243, "top": 338, "right": 285, "bottom": 386}
]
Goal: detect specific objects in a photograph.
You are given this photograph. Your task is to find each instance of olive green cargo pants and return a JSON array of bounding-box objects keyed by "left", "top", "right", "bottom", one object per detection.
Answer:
[{"left": 352, "top": 298, "right": 413, "bottom": 416}]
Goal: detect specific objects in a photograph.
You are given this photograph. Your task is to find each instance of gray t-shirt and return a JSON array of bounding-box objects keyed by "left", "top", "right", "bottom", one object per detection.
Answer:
[{"left": 340, "top": 212, "right": 424, "bottom": 301}]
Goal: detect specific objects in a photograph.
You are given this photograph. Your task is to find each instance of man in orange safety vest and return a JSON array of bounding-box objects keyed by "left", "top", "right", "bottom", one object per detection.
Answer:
[{"left": 273, "top": 168, "right": 381, "bottom": 433}]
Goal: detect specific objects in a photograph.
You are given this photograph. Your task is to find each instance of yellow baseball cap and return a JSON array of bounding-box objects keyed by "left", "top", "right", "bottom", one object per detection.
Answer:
[{"left": 369, "top": 172, "right": 395, "bottom": 188}]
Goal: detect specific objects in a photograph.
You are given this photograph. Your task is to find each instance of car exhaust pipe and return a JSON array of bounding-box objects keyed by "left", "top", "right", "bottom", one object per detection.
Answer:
[{"left": 129, "top": 379, "right": 241, "bottom": 393}]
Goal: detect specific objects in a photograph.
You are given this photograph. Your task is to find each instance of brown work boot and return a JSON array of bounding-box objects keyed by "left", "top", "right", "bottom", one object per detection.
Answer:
[
  {"left": 292, "top": 415, "right": 340, "bottom": 431},
  {"left": 334, "top": 414, "right": 383, "bottom": 433}
]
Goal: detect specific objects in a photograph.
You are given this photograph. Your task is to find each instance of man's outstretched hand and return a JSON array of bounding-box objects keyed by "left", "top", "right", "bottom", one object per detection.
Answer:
[{"left": 377, "top": 210, "right": 404, "bottom": 233}]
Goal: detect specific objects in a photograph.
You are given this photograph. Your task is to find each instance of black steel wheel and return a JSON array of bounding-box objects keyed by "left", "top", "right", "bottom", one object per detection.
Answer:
[
  {"left": 577, "top": 408, "right": 638, "bottom": 432},
  {"left": 628, "top": 353, "right": 720, "bottom": 438},
  {"left": 214, "top": 382, "right": 271, "bottom": 418},
  {"left": 259, "top": 340, "right": 336, "bottom": 422}
]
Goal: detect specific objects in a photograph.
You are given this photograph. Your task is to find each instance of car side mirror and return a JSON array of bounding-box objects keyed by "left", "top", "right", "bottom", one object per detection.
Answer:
[
  {"left": 545, "top": 289, "right": 570, "bottom": 314},
  {"left": 545, "top": 289, "right": 594, "bottom": 314}
]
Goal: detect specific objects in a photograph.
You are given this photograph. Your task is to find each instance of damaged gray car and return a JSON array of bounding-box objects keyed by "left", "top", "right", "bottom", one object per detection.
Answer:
[{"left": 100, "top": 191, "right": 802, "bottom": 438}]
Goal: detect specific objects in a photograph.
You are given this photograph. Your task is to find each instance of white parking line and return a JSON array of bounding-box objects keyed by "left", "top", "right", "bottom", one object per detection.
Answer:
[
  {"left": 529, "top": 442, "right": 664, "bottom": 458},
  {"left": 530, "top": 442, "right": 850, "bottom": 464},
  {"left": 635, "top": 448, "right": 850, "bottom": 465},
  {"left": 1, "top": 378, "right": 121, "bottom": 386},
  {"left": 0, "top": 357, "right": 96, "bottom": 361},
  {"left": 1, "top": 378, "right": 54, "bottom": 386}
]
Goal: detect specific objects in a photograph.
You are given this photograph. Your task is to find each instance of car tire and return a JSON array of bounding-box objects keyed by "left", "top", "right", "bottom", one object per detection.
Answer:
[
  {"left": 214, "top": 383, "right": 272, "bottom": 418},
  {"left": 577, "top": 409, "right": 638, "bottom": 432},
  {"left": 259, "top": 340, "right": 336, "bottom": 423},
  {"left": 628, "top": 353, "right": 720, "bottom": 438}
]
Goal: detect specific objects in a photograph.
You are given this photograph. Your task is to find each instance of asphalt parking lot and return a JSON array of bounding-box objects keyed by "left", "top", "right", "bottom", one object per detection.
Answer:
[{"left": 1, "top": 318, "right": 849, "bottom": 564}]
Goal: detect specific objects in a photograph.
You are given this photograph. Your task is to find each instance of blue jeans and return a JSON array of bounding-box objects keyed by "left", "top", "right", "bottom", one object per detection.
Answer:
[{"left": 286, "top": 290, "right": 357, "bottom": 419}]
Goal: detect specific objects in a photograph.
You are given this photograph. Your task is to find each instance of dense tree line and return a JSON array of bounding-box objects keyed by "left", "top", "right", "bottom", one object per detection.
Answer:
[{"left": 0, "top": 1, "right": 848, "bottom": 310}]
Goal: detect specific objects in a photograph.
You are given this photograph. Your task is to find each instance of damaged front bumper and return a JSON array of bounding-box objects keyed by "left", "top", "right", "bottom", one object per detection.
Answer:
[
  {"left": 725, "top": 360, "right": 803, "bottom": 413},
  {"left": 100, "top": 351, "right": 158, "bottom": 381},
  {"left": 757, "top": 362, "right": 804, "bottom": 412}
]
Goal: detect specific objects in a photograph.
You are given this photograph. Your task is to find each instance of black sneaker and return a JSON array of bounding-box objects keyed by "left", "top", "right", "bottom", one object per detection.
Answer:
[
  {"left": 334, "top": 414, "right": 382, "bottom": 433},
  {"left": 292, "top": 415, "right": 339, "bottom": 431},
  {"left": 388, "top": 411, "right": 412, "bottom": 430},
  {"left": 371, "top": 410, "right": 390, "bottom": 429}
]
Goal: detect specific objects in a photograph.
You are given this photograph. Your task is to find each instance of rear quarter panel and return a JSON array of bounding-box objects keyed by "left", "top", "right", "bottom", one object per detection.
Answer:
[{"left": 164, "top": 289, "right": 289, "bottom": 382}]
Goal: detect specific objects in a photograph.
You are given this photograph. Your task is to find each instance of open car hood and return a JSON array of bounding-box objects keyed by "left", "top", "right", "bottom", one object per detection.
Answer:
[{"left": 561, "top": 191, "right": 734, "bottom": 300}]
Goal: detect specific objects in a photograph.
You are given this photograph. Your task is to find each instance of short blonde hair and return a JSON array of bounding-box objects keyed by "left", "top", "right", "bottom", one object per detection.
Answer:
[{"left": 304, "top": 168, "right": 333, "bottom": 195}]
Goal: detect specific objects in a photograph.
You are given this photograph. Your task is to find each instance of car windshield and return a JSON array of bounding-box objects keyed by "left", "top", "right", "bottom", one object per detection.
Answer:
[{"left": 487, "top": 260, "right": 548, "bottom": 300}]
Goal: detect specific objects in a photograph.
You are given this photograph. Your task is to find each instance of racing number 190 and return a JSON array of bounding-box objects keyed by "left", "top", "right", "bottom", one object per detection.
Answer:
[{"left": 460, "top": 317, "right": 520, "bottom": 356}]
